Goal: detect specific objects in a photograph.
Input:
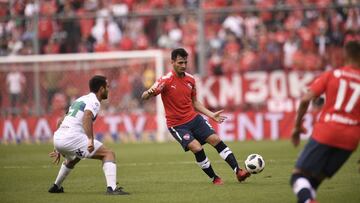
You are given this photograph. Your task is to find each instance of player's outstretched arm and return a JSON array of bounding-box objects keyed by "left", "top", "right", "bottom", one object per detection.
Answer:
[
  {"left": 291, "top": 90, "right": 316, "bottom": 147},
  {"left": 141, "top": 87, "right": 156, "bottom": 100},
  {"left": 83, "top": 110, "right": 95, "bottom": 153},
  {"left": 192, "top": 99, "right": 226, "bottom": 123}
]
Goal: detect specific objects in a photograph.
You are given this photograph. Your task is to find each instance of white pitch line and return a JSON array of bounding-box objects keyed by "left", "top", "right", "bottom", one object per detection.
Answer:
[
  {"left": 1, "top": 160, "right": 223, "bottom": 169},
  {"left": 1, "top": 159, "right": 278, "bottom": 169}
]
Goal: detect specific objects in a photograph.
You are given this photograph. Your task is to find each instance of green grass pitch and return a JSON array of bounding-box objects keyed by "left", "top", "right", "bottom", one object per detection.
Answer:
[{"left": 0, "top": 140, "right": 359, "bottom": 203}]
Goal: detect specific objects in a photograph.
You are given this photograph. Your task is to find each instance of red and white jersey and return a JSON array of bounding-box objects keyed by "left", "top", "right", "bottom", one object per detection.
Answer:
[
  {"left": 151, "top": 70, "right": 198, "bottom": 127},
  {"left": 309, "top": 66, "right": 360, "bottom": 150}
]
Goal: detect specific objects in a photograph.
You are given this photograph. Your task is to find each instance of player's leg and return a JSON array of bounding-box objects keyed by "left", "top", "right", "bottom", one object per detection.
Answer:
[
  {"left": 49, "top": 157, "right": 81, "bottom": 193},
  {"left": 169, "top": 125, "right": 222, "bottom": 185},
  {"left": 191, "top": 114, "right": 250, "bottom": 182},
  {"left": 290, "top": 169, "right": 318, "bottom": 203},
  {"left": 91, "top": 145, "right": 117, "bottom": 190},
  {"left": 49, "top": 135, "right": 82, "bottom": 193},
  {"left": 206, "top": 134, "right": 250, "bottom": 182},
  {"left": 187, "top": 139, "right": 222, "bottom": 184},
  {"left": 206, "top": 135, "right": 238, "bottom": 172},
  {"left": 304, "top": 147, "right": 350, "bottom": 193},
  {"left": 290, "top": 138, "right": 330, "bottom": 203},
  {"left": 89, "top": 141, "right": 129, "bottom": 195}
]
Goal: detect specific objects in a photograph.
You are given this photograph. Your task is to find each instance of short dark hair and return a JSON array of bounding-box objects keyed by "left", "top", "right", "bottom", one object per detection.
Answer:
[
  {"left": 344, "top": 41, "right": 360, "bottom": 61},
  {"left": 89, "top": 75, "right": 107, "bottom": 93},
  {"left": 171, "top": 48, "right": 188, "bottom": 60}
]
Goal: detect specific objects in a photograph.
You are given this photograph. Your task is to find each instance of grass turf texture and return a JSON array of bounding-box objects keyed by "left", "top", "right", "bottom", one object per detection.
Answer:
[{"left": 0, "top": 140, "right": 359, "bottom": 203}]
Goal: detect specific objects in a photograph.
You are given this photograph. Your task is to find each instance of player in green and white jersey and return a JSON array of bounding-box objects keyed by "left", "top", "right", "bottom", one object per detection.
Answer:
[{"left": 48, "top": 75, "right": 129, "bottom": 195}]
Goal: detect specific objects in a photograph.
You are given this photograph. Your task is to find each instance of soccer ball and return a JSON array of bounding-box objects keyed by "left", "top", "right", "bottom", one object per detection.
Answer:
[{"left": 244, "top": 154, "right": 265, "bottom": 174}]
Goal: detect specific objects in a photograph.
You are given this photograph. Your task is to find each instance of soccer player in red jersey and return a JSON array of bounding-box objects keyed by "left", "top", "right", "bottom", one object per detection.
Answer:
[
  {"left": 141, "top": 48, "right": 250, "bottom": 185},
  {"left": 290, "top": 41, "right": 360, "bottom": 203}
]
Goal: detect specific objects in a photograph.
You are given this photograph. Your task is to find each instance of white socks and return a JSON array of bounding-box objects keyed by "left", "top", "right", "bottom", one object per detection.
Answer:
[
  {"left": 103, "top": 162, "right": 117, "bottom": 190},
  {"left": 54, "top": 163, "right": 72, "bottom": 187},
  {"left": 292, "top": 177, "right": 316, "bottom": 200},
  {"left": 53, "top": 161, "right": 117, "bottom": 190}
]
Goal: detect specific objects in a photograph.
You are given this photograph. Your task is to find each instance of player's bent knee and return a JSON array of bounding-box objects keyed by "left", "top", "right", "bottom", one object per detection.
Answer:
[
  {"left": 65, "top": 158, "right": 80, "bottom": 169},
  {"left": 107, "top": 150, "right": 116, "bottom": 160},
  {"left": 187, "top": 140, "right": 202, "bottom": 153},
  {"left": 99, "top": 148, "right": 116, "bottom": 162},
  {"left": 206, "top": 134, "right": 221, "bottom": 146},
  {"left": 188, "top": 144, "right": 202, "bottom": 153}
]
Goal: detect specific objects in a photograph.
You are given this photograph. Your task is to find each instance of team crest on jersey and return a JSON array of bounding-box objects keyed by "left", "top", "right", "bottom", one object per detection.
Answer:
[
  {"left": 333, "top": 70, "right": 341, "bottom": 78},
  {"left": 183, "top": 133, "right": 190, "bottom": 140}
]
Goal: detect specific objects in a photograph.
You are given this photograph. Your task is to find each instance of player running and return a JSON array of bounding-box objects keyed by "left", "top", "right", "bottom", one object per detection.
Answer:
[
  {"left": 141, "top": 48, "right": 250, "bottom": 185},
  {"left": 290, "top": 41, "right": 360, "bottom": 203},
  {"left": 48, "top": 75, "right": 129, "bottom": 195}
]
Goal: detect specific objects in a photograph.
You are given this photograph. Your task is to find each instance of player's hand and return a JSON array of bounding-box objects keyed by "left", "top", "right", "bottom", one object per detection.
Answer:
[
  {"left": 212, "top": 110, "right": 227, "bottom": 123},
  {"left": 87, "top": 139, "right": 94, "bottom": 153},
  {"left": 147, "top": 87, "right": 156, "bottom": 95},
  {"left": 49, "top": 150, "right": 61, "bottom": 165},
  {"left": 291, "top": 126, "right": 307, "bottom": 147}
]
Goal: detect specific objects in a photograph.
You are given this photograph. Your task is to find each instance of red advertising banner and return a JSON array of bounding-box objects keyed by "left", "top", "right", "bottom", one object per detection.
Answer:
[
  {"left": 0, "top": 111, "right": 317, "bottom": 143},
  {"left": 196, "top": 70, "right": 319, "bottom": 111},
  {"left": 0, "top": 71, "right": 320, "bottom": 143}
]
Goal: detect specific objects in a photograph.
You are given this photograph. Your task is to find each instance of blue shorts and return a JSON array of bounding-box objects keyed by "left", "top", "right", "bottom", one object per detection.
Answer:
[
  {"left": 168, "top": 115, "right": 216, "bottom": 151},
  {"left": 295, "top": 138, "right": 352, "bottom": 178}
]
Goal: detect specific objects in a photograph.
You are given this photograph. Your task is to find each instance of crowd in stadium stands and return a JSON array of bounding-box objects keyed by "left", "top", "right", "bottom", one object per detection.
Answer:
[{"left": 0, "top": 0, "right": 359, "bottom": 116}]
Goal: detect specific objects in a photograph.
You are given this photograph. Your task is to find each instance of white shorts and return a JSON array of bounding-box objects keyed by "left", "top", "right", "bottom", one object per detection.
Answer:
[{"left": 53, "top": 130, "right": 103, "bottom": 161}]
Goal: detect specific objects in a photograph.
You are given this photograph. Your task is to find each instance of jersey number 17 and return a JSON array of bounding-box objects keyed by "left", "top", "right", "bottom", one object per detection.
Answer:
[{"left": 334, "top": 79, "right": 360, "bottom": 113}]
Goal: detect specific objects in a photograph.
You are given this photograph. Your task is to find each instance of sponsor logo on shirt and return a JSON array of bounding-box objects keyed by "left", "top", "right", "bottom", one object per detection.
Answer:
[{"left": 324, "top": 113, "right": 358, "bottom": 125}]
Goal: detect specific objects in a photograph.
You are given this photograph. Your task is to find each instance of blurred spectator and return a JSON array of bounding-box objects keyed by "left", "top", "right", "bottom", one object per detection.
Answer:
[
  {"left": 51, "top": 92, "right": 67, "bottom": 116},
  {"left": 41, "top": 71, "right": 63, "bottom": 112},
  {"left": 135, "top": 30, "right": 149, "bottom": 50},
  {"left": 118, "top": 30, "right": 134, "bottom": 50},
  {"left": 222, "top": 12, "right": 244, "bottom": 39},
  {"left": 142, "top": 65, "right": 155, "bottom": 89},
  {"left": 6, "top": 66, "right": 26, "bottom": 115},
  {"left": 1, "top": 1, "right": 359, "bottom": 114},
  {"left": 91, "top": 18, "right": 122, "bottom": 49},
  {"left": 244, "top": 12, "right": 261, "bottom": 42},
  {"left": 345, "top": 8, "right": 360, "bottom": 31},
  {"left": 315, "top": 28, "right": 330, "bottom": 56},
  {"left": 116, "top": 67, "right": 132, "bottom": 111},
  {"left": 185, "top": 0, "right": 200, "bottom": 9},
  {"left": 131, "top": 64, "right": 146, "bottom": 107},
  {"left": 44, "top": 37, "right": 60, "bottom": 53},
  {"left": 283, "top": 33, "right": 299, "bottom": 69},
  {"left": 7, "top": 30, "right": 23, "bottom": 55},
  {"left": 239, "top": 45, "right": 258, "bottom": 72},
  {"left": 59, "top": 1, "right": 81, "bottom": 53},
  {"left": 208, "top": 52, "right": 223, "bottom": 76},
  {"left": 38, "top": 0, "right": 56, "bottom": 54}
]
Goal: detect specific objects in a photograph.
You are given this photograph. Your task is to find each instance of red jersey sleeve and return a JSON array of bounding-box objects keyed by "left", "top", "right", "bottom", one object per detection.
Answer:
[
  {"left": 309, "top": 71, "right": 331, "bottom": 96},
  {"left": 151, "top": 76, "right": 168, "bottom": 96},
  {"left": 191, "top": 80, "right": 197, "bottom": 98}
]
